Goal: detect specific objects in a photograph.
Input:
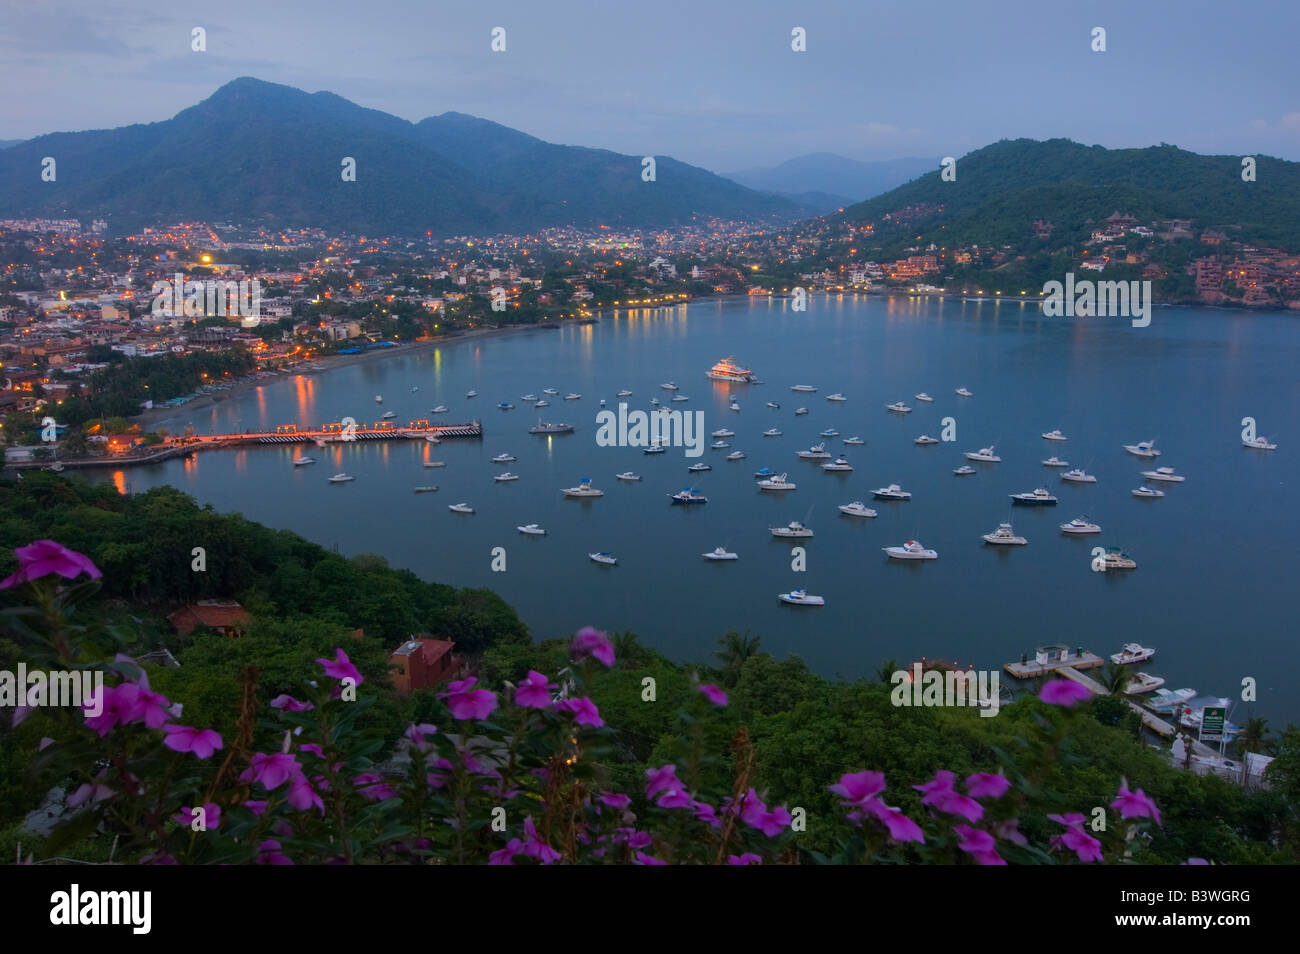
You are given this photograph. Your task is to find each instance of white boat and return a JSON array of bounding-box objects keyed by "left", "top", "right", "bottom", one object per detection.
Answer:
[
  {"left": 1123, "top": 440, "right": 1161, "bottom": 458},
  {"left": 797, "top": 442, "right": 831, "bottom": 460},
  {"left": 494, "top": 472, "right": 519, "bottom": 482},
  {"left": 758, "top": 472, "right": 797, "bottom": 491},
  {"left": 703, "top": 547, "right": 738, "bottom": 561},
  {"left": 669, "top": 488, "right": 709, "bottom": 505},
  {"left": 821, "top": 457, "right": 853, "bottom": 472},
  {"left": 646, "top": 443, "right": 668, "bottom": 453},
  {"left": 413, "top": 485, "right": 439, "bottom": 493},
  {"left": 1141, "top": 467, "right": 1185, "bottom": 482},
  {"left": 712, "top": 428, "right": 735, "bottom": 438},
  {"left": 915, "top": 393, "right": 934, "bottom": 402},
  {"left": 763, "top": 427, "right": 783, "bottom": 437},
  {"left": 498, "top": 402, "right": 515, "bottom": 410},
  {"left": 564, "top": 393, "right": 581, "bottom": 400},
  {"left": 1179, "top": 698, "right": 1234, "bottom": 731},
  {"left": 661, "top": 382, "right": 678, "bottom": 390},
  {"left": 790, "top": 385, "right": 817, "bottom": 393},
  {"left": 1132, "top": 485, "right": 1165, "bottom": 498},
  {"left": 448, "top": 503, "right": 475, "bottom": 513},
  {"left": 872, "top": 484, "right": 911, "bottom": 500},
  {"left": 1100, "top": 548, "right": 1137, "bottom": 570},
  {"left": 843, "top": 436, "right": 865, "bottom": 445},
  {"left": 521, "top": 394, "right": 538, "bottom": 402},
  {"left": 589, "top": 552, "right": 617, "bottom": 566},
  {"left": 672, "top": 395, "right": 688, "bottom": 402},
  {"left": 1242, "top": 436, "right": 1276, "bottom": 450},
  {"left": 1111, "top": 643, "right": 1156, "bottom": 665},
  {"left": 707, "top": 357, "right": 756, "bottom": 384},
  {"left": 826, "top": 393, "right": 847, "bottom": 402},
  {"left": 562, "top": 480, "right": 604, "bottom": 498},
  {"left": 542, "top": 388, "right": 559, "bottom": 395},
  {"left": 529, "top": 421, "right": 575, "bottom": 434},
  {"left": 883, "top": 540, "right": 938, "bottom": 560},
  {"left": 1061, "top": 469, "right": 1096, "bottom": 483},
  {"left": 689, "top": 462, "right": 712, "bottom": 472},
  {"left": 1124, "top": 672, "right": 1166, "bottom": 695},
  {"left": 839, "top": 501, "right": 878, "bottom": 518},
  {"left": 779, "top": 589, "right": 825, "bottom": 606},
  {"left": 794, "top": 407, "right": 809, "bottom": 416},
  {"left": 517, "top": 524, "right": 546, "bottom": 535},
  {"left": 1042, "top": 456, "right": 1069, "bottom": 467},
  {"left": 293, "top": 456, "right": 315, "bottom": 466},
  {"left": 616, "top": 471, "right": 642, "bottom": 481},
  {"left": 381, "top": 410, "right": 397, "bottom": 419},
  {"left": 431, "top": 405, "right": 449, "bottom": 413},
  {"left": 328, "top": 473, "right": 355, "bottom": 483},
  {"left": 1060, "top": 516, "right": 1101, "bottom": 534},
  {"left": 766, "top": 402, "right": 781, "bottom": 409},
  {"left": 411, "top": 386, "right": 419, "bottom": 393},
  {"left": 886, "top": 401, "right": 912, "bottom": 413},
  {"left": 955, "top": 387, "right": 973, "bottom": 397},
  {"left": 617, "top": 389, "right": 632, "bottom": 397},
  {"left": 708, "top": 440, "right": 728, "bottom": 450},
  {"left": 982, "top": 522, "right": 1027, "bottom": 545},
  {"left": 964, "top": 445, "right": 1000, "bottom": 462},
  {"left": 375, "top": 395, "right": 383, "bottom": 403},
  {"left": 425, "top": 435, "right": 442, "bottom": 444},
  {"left": 535, "top": 400, "right": 550, "bottom": 408},
  {"left": 1148, "top": 688, "right": 1196, "bottom": 713},
  {"left": 1010, "top": 488, "right": 1057, "bottom": 505},
  {"left": 820, "top": 428, "right": 839, "bottom": 437},
  {"left": 753, "top": 467, "right": 776, "bottom": 478},
  {"left": 465, "top": 390, "right": 477, "bottom": 398},
  {"left": 770, "top": 521, "right": 813, "bottom": 538},
  {"left": 730, "top": 402, "right": 741, "bottom": 412},
  {"left": 424, "top": 461, "right": 446, "bottom": 468},
  {"left": 491, "top": 453, "right": 516, "bottom": 463},
  {"left": 953, "top": 465, "right": 976, "bottom": 476},
  {"left": 726, "top": 450, "right": 746, "bottom": 461},
  {"left": 1041, "top": 430, "right": 1067, "bottom": 441},
  {"left": 914, "top": 435, "right": 939, "bottom": 445}
]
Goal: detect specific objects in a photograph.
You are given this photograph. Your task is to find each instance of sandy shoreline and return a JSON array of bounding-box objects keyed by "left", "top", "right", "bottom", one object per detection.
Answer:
[{"left": 134, "top": 321, "right": 575, "bottom": 432}]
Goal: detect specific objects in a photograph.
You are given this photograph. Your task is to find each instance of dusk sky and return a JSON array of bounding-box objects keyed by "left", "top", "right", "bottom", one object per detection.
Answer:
[{"left": 4, "top": 0, "right": 1298, "bottom": 171}]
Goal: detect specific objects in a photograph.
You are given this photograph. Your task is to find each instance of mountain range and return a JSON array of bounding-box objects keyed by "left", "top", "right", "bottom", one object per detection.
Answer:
[
  {"left": 724, "top": 153, "right": 937, "bottom": 212},
  {"left": 0, "top": 78, "right": 810, "bottom": 235}
]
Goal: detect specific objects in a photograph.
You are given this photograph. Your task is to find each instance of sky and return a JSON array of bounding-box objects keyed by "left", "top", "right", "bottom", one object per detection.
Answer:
[{"left": 2, "top": 0, "right": 1298, "bottom": 172}]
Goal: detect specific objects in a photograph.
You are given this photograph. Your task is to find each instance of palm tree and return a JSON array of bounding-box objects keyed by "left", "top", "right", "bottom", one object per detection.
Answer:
[
  {"left": 611, "top": 630, "right": 644, "bottom": 667},
  {"left": 1099, "top": 662, "right": 1131, "bottom": 695},
  {"left": 1238, "top": 717, "right": 1273, "bottom": 755},
  {"left": 714, "top": 630, "right": 761, "bottom": 686},
  {"left": 875, "top": 658, "right": 900, "bottom": 683}
]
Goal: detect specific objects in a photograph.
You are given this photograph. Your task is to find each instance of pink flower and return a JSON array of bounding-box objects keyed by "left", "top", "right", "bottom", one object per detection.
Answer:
[
  {"left": 966, "top": 772, "right": 1010, "bottom": 800},
  {"left": 67, "top": 782, "right": 114, "bottom": 808},
  {"left": 728, "top": 853, "right": 762, "bottom": 865},
  {"left": 953, "top": 824, "right": 1005, "bottom": 864},
  {"left": 635, "top": 852, "right": 667, "bottom": 865},
  {"left": 740, "top": 789, "right": 791, "bottom": 837},
  {"left": 914, "top": 770, "right": 983, "bottom": 822},
  {"left": 569, "top": 626, "right": 615, "bottom": 667},
  {"left": 598, "top": 792, "right": 631, "bottom": 810},
  {"left": 354, "top": 773, "right": 397, "bottom": 801},
  {"left": 270, "top": 694, "right": 313, "bottom": 712},
  {"left": 0, "top": 540, "right": 101, "bottom": 588},
  {"left": 829, "top": 770, "right": 887, "bottom": 807},
  {"left": 1182, "top": 857, "right": 1210, "bottom": 865},
  {"left": 82, "top": 685, "right": 138, "bottom": 737},
  {"left": 994, "top": 819, "right": 1028, "bottom": 846},
  {"left": 655, "top": 784, "right": 694, "bottom": 810},
  {"left": 519, "top": 817, "right": 561, "bottom": 864},
  {"left": 438, "top": 677, "right": 498, "bottom": 721},
  {"left": 244, "top": 800, "right": 268, "bottom": 816},
  {"left": 862, "top": 799, "right": 926, "bottom": 844},
  {"left": 514, "top": 670, "right": 556, "bottom": 709},
  {"left": 286, "top": 774, "right": 324, "bottom": 813},
  {"left": 490, "top": 842, "right": 522, "bottom": 865},
  {"left": 315, "top": 648, "right": 363, "bottom": 686},
  {"left": 404, "top": 722, "right": 438, "bottom": 751},
  {"left": 256, "top": 839, "right": 293, "bottom": 865},
  {"left": 1048, "top": 814, "right": 1102, "bottom": 862},
  {"left": 1111, "top": 782, "right": 1162, "bottom": 826},
  {"left": 698, "top": 683, "right": 728, "bottom": 706},
  {"left": 299, "top": 743, "right": 324, "bottom": 759},
  {"left": 161, "top": 725, "right": 223, "bottom": 758},
  {"left": 1039, "top": 679, "right": 1092, "bottom": 707},
  {"left": 645, "top": 764, "right": 682, "bottom": 800},
  {"left": 556, "top": 696, "right": 603, "bottom": 727},
  {"left": 692, "top": 800, "right": 722, "bottom": 828},
  {"left": 243, "top": 752, "right": 302, "bottom": 790},
  {"left": 174, "top": 803, "right": 221, "bottom": 829}
]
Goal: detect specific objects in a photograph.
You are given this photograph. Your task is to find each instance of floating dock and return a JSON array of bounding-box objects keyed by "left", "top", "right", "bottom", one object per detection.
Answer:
[{"left": 1003, "top": 643, "right": 1105, "bottom": 679}]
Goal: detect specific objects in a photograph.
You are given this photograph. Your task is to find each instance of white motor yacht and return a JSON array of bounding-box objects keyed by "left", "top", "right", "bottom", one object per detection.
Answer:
[
  {"left": 838, "top": 501, "right": 878, "bottom": 518},
  {"left": 646, "top": 443, "right": 668, "bottom": 453},
  {"left": 953, "top": 465, "right": 976, "bottom": 475},
  {"left": 821, "top": 457, "right": 853, "bottom": 471},
  {"left": 616, "top": 471, "right": 642, "bottom": 481},
  {"left": 661, "top": 382, "right": 678, "bottom": 390},
  {"left": 1148, "top": 687, "right": 1196, "bottom": 713},
  {"left": 328, "top": 473, "right": 355, "bottom": 483},
  {"left": 915, "top": 393, "right": 934, "bottom": 402},
  {"left": 820, "top": 428, "right": 839, "bottom": 437},
  {"left": 529, "top": 421, "right": 575, "bottom": 434},
  {"left": 914, "top": 435, "right": 939, "bottom": 445},
  {"left": 381, "top": 410, "right": 397, "bottom": 419},
  {"left": 413, "top": 485, "right": 438, "bottom": 493},
  {"left": 1141, "top": 467, "right": 1185, "bottom": 482},
  {"left": 1010, "top": 488, "right": 1057, "bottom": 505},
  {"left": 1124, "top": 672, "right": 1166, "bottom": 695},
  {"left": 712, "top": 428, "right": 736, "bottom": 438},
  {"left": 758, "top": 472, "right": 797, "bottom": 491},
  {"left": 726, "top": 450, "right": 746, "bottom": 461},
  {"left": 794, "top": 407, "right": 809, "bottom": 415},
  {"left": 770, "top": 521, "right": 813, "bottom": 538},
  {"left": 1111, "top": 643, "right": 1156, "bottom": 665},
  {"left": 616, "top": 389, "right": 632, "bottom": 397},
  {"left": 883, "top": 540, "right": 938, "bottom": 560},
  {"left": 431, "top": 405, "right": 449, "bottom": 413},
  {"left": 411, "top": 386, "right": 420, "bottom": 393},
  {"left": 797, "top": 442, "right": 831, "bottom": 460},
  {"left": 494, "top": 472, "right": 519, "bottom": 482},
  {"left": 491, "top": 453, "right": 516, "bottom": 463},
  {"left": 1242, "top": 436, "right": 1276, "bottom": 450},
  {"left": 1042, "top": 456, "right": 1069, "bottom": 467},
  {"left": 983, "top": 522, "right": 1027, "bottom": 545},
  {"left": 1061, "top": 469, "right": 1096, "bottom": 483},
  {"left": 589, "top": 552, "right": 617, "bottom": 566},
  {"left": 668, "top": 488, "right": 708, "bottom": 505},
  {"left": 1132, "top": 485, "right": 1165, "bottom": 498},
  {"left": 766, "top": 402, "right": 781, "bottom": 409},
  {"left": 843, "top": 436, "right": 865, "bottom": 445},
  {"left": 1099, "top": 548, "right": 1137, "bottom": 570},
  {"left": 672, "top": 395, "right": 688, "bottom": 402},
  {"left": 497, "top": 402, "right": 514, "bottom": 410},
  {"left": 521, "top": 394, "right": 538, "bottom": 402},
  {"left": 1060, "top": 516, "right": 1101, "bottom": 534},
  {"left": 688, "top": 462, "right": 712, "bottom": 472},
  {"left": 703, "top": 547, "right": 738, "bottom": 561},
  {"left": 465, "top": 390, "right": 477, "bottom": 398},
  {"left": 965, "top": 445, "right": 1000, "bottom": 462},
  {"left": 955, "top": 387, "right": 973, "bottom": 397},
  {"left": 730, "top": 402, "right": 741, "bottom": 412},
  {"left": 826, "top": 393, "right": 847, "bottom": 402},
  {"left": 375, "top": 394, "right": 383, "bottom": 403},
  {"left": 424, "top": 461, "right": 446, "bottom": 468},
  {"left": 763, "top": 427, "right": 783, "bottom": 437},
  {"left": 708, "top": 440, "right": 729, "bottom": 450},
  {"left": 779, "top": 589, "right": 825, "bottom": 606},
  {"left": 1041, "top": 429, "right": 1067, "bottom": 441},
  {"left": 293, "top": 455, "right": 316, "bottom": 466},
  {"left": 790, "top": 385, "right": 817, "bottom": 392},
  {"left": 886, "top": 401, "right": 912, "bottom": 413},
  {"left": 1123, "top": 440, "right": 1161, "bottom": 458},
  {"left": 564, "top": 393, "right": 581, "bottom": 400},
  {"left": 542, "top": 388, "right": 559, "bottom": 396},
  {"left": 562, "top": 480, "right": 604, "bottom": 498},
  {"left": 448, "top": 503, "right": 475, "bottom": 513},
  {"left": 535, "top": 400, "right": 550, "bottom": 408},
  {"left": 872, "top": 484, "right": 912, "bottom": 500},
  {"left": 425, "top": 435, "right": 441, "bottom": 444}
]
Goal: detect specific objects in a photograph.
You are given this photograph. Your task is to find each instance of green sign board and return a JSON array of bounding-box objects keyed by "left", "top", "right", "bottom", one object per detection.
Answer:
[{"left": 1200, "top": 706, "right": 1227, "bottom": 742}]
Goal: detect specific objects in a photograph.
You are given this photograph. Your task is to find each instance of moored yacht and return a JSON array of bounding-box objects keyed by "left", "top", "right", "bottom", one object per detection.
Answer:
[
  {"left": 953, "top": 464, "right": 976, "bottom": 476},
  {"left": 688, "top": 462, "right": 712, "bottom": 472},
  {"left": 517, "top": 524, "right": 547, "bottom": 535},
  {"left": 1060, "top": 516, "right": 1101, "bottom": 534},
  {"left": 883, "top": 540, "right": 938, "bottom": 560},
  {"left": 491, "top": 453, "right": 516, "bottom": 463},
  {"left": 589, "top": 552, "right": 617, "bottom": 566},
  {"left": 790, "top": 384, "right": 817, "bottom": 392},
  {"left": 616, "top": 471, "right": 642, "bottom": 481},
  {"left": 1124, "top": 672, "right": 1165, "bottom": 695},
  {"left": 381, "top": 410, "right": 397, "bottom": 419},
  {"left": 843, "top": 436, "right": 865, "bottom": 445},
  {"left": 797, "top": 442, "right": 831, "bottom": 460},
  {"left": 766, "top": 401, "right": 781, "bottom": 409},
  {"left": 886, "top": 401, "right": 912, "bottom": 413},
  {"left": 564, "top": 393, "right": 581, "bottom": 400},
  {"left": 542, "top": 388, "right": 559, "bottom": 395},
  {"left": 872, "top": 483, "right": 912, "bottom": 500},
  {"left": 529, "top": 421, "right": 575, "bottom": 434},
  {"left": 672, "top": 395, "right": 688, "bottom": 402},
  {"left": 425, "top": 435, "right": 441, "bottom": 444},
  {"left": 521, "top": 394, "right": 538, "bottom": 402},
  {"left": 1010, "top": 488, "right": 1057, "bottom": 505},
  {"left": 497, "top": 402, "right": 514, "bottom": 410},
  {"left": 730, "top": 401, "right": 741, "bottom": 411},
  {"left": 375, "top": 394, "right": 383, "bottom": 403},
  {"left": 914, "top": 435, "right": 939, "bottom": 445},
  {"left": 668, "top": 488, "right": 708, "bottom": 505},
  {"left": 779, "top": 589, "right": 825, "bottom": 606},
  {"left": 646, "top": 442, "right": 668, "bottom": 453},
  {"left": 1061, "top": 468, "right": 1096, "bottom": 483},
  {"left": 465, "top": 390, "right": 477, "bottom": 398},
  {"left": 703, "top": 547, "right": 738, "bottom": 561},
  {"left": 955, "top": 387, "right": 973, "bottom": 397},
  {"left": 536, "top": 400, "right": 550, "bottom": 408},
  {"left": 1111, "top": 643, "right": 1156, "bottom": 665},
  {"left": 821, "top": 457, "right": 853, "bottom": 471},
  {"left": 431, "top": 405, "right": 449, "bottom": 413},
  {"left": 820, "top": 428, "right": 839, "bottom": 437},
  {"left": 982, "top": 522, "right": 1027, "bottom": 545},
  {"left": 1099, "top": 547, "right": 1137, "bottom": 570},
  {"left": 763, "top": 427, "right": 783, "bottom": 437},
  {"left": 617, "top": 389, "right": 632, "bottom": 397},
  {"left": 1123, "top": 440, "right": 1160, "bottom": 458},
  {"left": 1041, "top": 429, "right": 1067, "bottom": 441},
  {"left": 1141, "top": 466, "right": 1185, "bottom": 482},
  {"left": 1132, "top": 485, "right": 1165, "bottom": 498},
  {"left": 1042, "top": 456, "right": 1069, "bottom": 467},
  {"left": 826, "top": 392, "right": 847, "bottom": 402},
  {"left": 1148, "top": 687, "right": 1196, "bottom": 713},
  {"left": 328, "top": 473, "right": 355, "bottom": 483},
  {"left": 770, "top": 520, "right": 813, "bottom": 538},
  {"left": 1242, "top": 435, "right": 1276, "bottom": 450},
  {"left": 753, "top": 467, "right": 776, "bottom": 478},
  {"left": 794, "top": 407, "right": 809, "bottom": 415},
  {"left": 708, "top": 440, "right": 728, "bottom": 449},
  {"left": 448, "top": 502, "right": 475, "bottom": 513},
  {"left": 965, "top": 445, "right": 1000, "bottom": 462},
  {"left": 293, "top": 455, "right": 316, "bottom": 466},
  {"left": 915, "top": 392, "right": 934, "bottom": 402},
  {"left": 712, "top": 427, "right": 735, "bottom": 438},
  {"left": 562, "top": 479, "right": 604, "bottom": 497},
  {"left": 424, "top": 461, "right": 446, "bottom": 468},
  {"left": 838, "top": 501, "right": 877, "bottom": 517},
  {"left": 707, "top": 358, "right": 755, "bottom": 383},
  {"left": 494, "top": 472, "right": 519, "bottom": 482},
  {"left": 661, "top": 381, "right": 678, "bottom": 390},
  {"left": 758, "top": 472, "right": 797, "bottom": 491},
  {"left": 726, "top": 450, "right": 746, "bottom": 460},
  {"left": 413, "top": 485, "right": 439, "bottom": 493}
]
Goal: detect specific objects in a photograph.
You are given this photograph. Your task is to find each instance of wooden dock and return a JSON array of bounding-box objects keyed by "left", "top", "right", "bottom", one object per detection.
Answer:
[{"left": 1003, "top": 650, "right": 1105, "bottom": 680}]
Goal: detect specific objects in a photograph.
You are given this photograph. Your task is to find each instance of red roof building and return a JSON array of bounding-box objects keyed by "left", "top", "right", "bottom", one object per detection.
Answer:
[
  {"left": 167, "top": 600, "right": 251, "bottom": 636},
  {"left": 389, "top": 636, "right": 459, "bottom": 693}
]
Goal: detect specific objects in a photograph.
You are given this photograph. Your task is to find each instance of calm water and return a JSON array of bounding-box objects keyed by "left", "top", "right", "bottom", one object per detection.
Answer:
[{"left": 112, "top": 295, "right": 1300, "bottom": 722}]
